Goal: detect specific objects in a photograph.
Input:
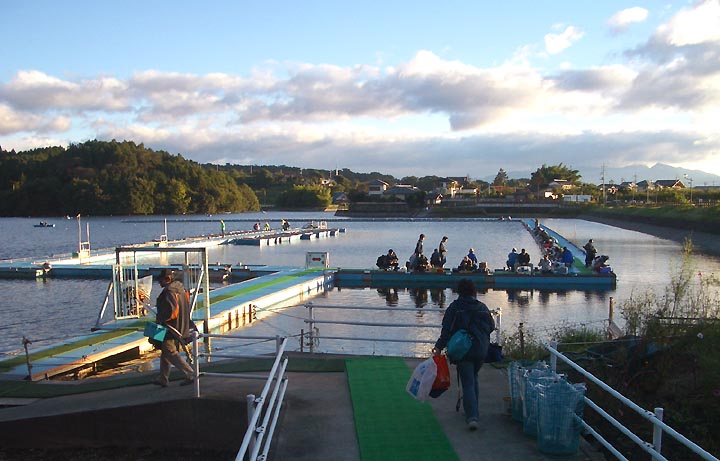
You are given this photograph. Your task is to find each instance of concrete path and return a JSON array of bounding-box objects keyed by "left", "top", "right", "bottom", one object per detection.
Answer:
[{"left": 0, "top": 357, "right": 606, "bottom": 461}]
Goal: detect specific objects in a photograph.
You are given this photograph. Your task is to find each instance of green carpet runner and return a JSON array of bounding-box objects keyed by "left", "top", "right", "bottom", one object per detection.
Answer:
[{"left": 345, "top": 356, "right": 458, "bottom": 461}]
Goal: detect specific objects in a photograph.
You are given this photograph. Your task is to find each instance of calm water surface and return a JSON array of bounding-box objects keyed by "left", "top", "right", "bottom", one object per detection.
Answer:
[{"left": 1, "top": 212, "right": 719, "bottom": 357}]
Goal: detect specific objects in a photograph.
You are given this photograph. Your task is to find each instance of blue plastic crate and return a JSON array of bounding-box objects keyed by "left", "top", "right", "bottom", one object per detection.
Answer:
[{"left": 537, "top": 381, "right": 586, "bottom": 455}]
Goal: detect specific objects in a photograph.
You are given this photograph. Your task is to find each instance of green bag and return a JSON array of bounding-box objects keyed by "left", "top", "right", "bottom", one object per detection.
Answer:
[
  {"left": 447, "top": 329, "right": 472, "bottom": 361},
  {"left": 144, "top": 322, "right": 167, "bottom": 342}
]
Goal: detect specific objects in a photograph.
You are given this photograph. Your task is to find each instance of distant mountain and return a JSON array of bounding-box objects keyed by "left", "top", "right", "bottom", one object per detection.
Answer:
[{"left": 483, "top": 163, "right": 720, "bottom": 186}]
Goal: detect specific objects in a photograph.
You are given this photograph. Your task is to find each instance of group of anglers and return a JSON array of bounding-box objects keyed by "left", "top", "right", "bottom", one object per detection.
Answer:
[
  {"left": 376, "top": 224, "right": 612, "bottom": 275},
  {"left": 376, "top": 234, "right": 485, "bottom": 274},
  {"left": 531, "top": 223, "right": 611, "bottom": 274}
]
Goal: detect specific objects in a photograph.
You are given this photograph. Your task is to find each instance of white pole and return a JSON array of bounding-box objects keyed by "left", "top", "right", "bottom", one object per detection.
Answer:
[
  {"left": 653, "top": 408, "right": 664, "bottom": 461},
  {"left": 246, "top": 394, "right": 257, "bottom": 456},
  {"left": 77, "top": 214, "right": 81, "bottom": 253}
]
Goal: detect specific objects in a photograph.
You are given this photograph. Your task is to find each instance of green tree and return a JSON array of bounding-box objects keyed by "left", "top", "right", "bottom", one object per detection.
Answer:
[
  {"left": 529, "top": 164, "right": 581, "bottom": 189},
  {"left": 0, "top": 140, "right": 260, "bottom": 216},
  {"left": 276, "top": 185, "right": 332, "bottom": 209},
  {"left": 493, "top": 169, "right": 509, "bottom": 186},
  {"left": 163, "top": 179, "right": 191, "bottom": 214}
]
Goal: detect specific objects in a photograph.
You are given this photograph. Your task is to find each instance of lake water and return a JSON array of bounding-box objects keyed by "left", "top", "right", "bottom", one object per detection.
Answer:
[{"left": 2, "top": 212, "right": 719, "bottom": 358}]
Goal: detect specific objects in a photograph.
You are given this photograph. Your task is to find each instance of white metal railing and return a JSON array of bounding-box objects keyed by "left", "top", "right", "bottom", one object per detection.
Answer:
[
  {"left": 190, "top": 332, "right": 289, "bottom": 461},
  {"left": 302, "top": 302, "right": 501, "bottom": 354},
  {"left": 545, "top": 341, "right": 718, "bottom": 461}
]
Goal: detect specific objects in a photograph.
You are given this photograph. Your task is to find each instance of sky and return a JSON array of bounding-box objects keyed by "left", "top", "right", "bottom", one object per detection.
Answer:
[{"left": 1, "top": 0, "right": 719, "bottom": 181}]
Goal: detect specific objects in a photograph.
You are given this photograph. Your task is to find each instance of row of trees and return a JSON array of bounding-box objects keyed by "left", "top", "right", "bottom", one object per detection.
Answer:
[
  {"left": 0, "top": 141, "right": 260, "bottom": 216},
  {"left": 3, "top": 140, "right": 712, "bottom": 216}
]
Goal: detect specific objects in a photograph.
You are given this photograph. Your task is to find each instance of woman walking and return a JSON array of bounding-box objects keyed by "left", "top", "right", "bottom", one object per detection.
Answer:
[{"left": 432, "top": 279, "right": 495, "bottom": 430}]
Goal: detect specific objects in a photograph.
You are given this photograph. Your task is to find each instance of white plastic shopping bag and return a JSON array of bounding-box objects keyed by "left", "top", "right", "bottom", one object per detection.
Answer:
[{"left": 406, "top": 357, "right": 437, "bottom": 401}]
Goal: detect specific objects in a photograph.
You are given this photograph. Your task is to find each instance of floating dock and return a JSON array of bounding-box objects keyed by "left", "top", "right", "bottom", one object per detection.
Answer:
[
  {"left": 334, "top": 267, "right": 616, "bottom": 289},
  {"left": 228, "top": 227, "right": 345, "bottom": 246},
  {"left": 0, "top": 267, "right": 332, "bottom": 381},
  {"left": 0, "top": 225, "right": 345, "bottom": 279}
]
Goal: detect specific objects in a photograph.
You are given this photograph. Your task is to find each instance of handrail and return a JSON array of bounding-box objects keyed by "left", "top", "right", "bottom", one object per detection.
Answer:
[
  {"left": 545, "top": 341, "right": 718, "bottom": 461},
  {"left": 189, "top": 332, "right": 289, "bottom": 461},
  {"left": 303, "top": 302, "right": 502, "bottom": 354}
]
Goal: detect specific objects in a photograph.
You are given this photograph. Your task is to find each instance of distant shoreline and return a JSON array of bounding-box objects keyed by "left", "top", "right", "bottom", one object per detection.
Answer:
[{"left": 579, "top": 214, "right": 720, "bottom": 257}]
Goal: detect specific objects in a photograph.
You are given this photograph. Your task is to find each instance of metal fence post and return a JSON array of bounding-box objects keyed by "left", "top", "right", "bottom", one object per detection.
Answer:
[
  {"left": 307, "top": 303, "right": 315, "bottom": 353},
  {"left": 550, "top": 340, "right": 558, "bottom": 373},
  {"left": 192, "top": 332, "right": 200, "bottom": 398},
  {"left": 247, "top": 394, "right": 257, "bottom": 456},
  {"left": 653, "top": 407, "right": 664, "bottom": 461},
  {"left": 22, "top": 336, "right": 32, "bottom": 380}
]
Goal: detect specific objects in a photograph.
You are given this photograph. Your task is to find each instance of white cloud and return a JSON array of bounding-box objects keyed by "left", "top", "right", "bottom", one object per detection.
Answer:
[
  {"left": 608, "top": 7, "right": 649, "bottom": 33},
  {"left": 658, "top": 0, "right": 720, "bottom": 46},
  {"left": 0, "top": 103, "right": 71, "bottom": 135},
  {"left": 544, "top": 25, "right": 584, "bottom": 55},
  {"left": 0, "top": 70, "right": 129, "bottom": 112}
]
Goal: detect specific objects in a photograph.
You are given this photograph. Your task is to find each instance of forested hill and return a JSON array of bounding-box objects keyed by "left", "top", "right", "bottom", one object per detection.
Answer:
[{"left": 0, "top": 140, "right": 260, "bottom": 216}]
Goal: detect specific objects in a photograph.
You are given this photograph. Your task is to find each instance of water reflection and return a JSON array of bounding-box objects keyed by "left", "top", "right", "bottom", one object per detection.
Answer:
[
  {"left": 429, "top": 288, "right": 447, "bottom": 308},
  {"left": 409, "top": 287, "right": 428, "bottom": 308},
  {"left": 506, "top": 289, "right": 533, "bottom": 307},
  {"left": 376, "top": 287, "right": 399, "bottom": 306}
]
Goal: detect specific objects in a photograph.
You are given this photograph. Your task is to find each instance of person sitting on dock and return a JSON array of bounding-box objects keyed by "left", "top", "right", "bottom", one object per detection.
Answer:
[
  {"left": 386, "top": 249, "right": 399, "bottom": 270},
  {"left": 457, "top": 255, "right": 476, "bottom": 272},
  {"left": 430, "top": 248, "right": 443, "bottom": 268},
  {"left": 281, "top": 219, "right": 291, "bottom": 231},
  {"left": 561, "top": 246, "right": 574, "bottom": 268},
  {"left": 537, "top": 255, "right": 552, "bottom": 274},
  {"left": 517, "top": 248, "right": 531, "bottom": 270},
  {"left": 506, "top": 248, "right": 518, "bottom": 271},
  {"left": 467, "top": 248, "right": 478, "bottom": 266},
  {"left": 377, "top": 249, "right": 400, "bottom": 271},
  {"left": 583, "top": 239, "right": 597, "bottom": 267},
  {"left": 253, "top": 222, "right": 260, "bottom": 231},
  {"left": 264, "top": 221, "right": 271, "bottom": 230},
  {"left": 414, "top": 253, "right": 431, "bottom": 272},
  {"left": 591, "top": 255, "right": 611, "bottom": 273},
  {"left": 152, "top": 269, "right": 195, "bottom": 388}
]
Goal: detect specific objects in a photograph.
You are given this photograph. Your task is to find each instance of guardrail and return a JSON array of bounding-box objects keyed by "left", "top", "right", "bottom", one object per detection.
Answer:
[
  {"left": 190, "top": 332, "right": 289, "bottom": 461},
  {"left": 302, "top": 302, "right": 501, "bottom": 354},
  {"left": 545, "top": 341, "right": 718, "bottom": 461}
]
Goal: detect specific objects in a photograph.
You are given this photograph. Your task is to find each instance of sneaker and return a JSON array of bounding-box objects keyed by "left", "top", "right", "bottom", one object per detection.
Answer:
[
  {"left": 467, "top": 419, "right": 479, "bottom": 431},
  {"left": 151, "top": 379, "right": 168, "bottom": 388}
]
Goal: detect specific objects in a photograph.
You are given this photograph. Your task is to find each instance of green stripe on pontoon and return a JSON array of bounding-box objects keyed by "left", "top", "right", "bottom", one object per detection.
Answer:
[
  {"left": 0, "top": 329, "right": 140, "bottom": 372},
  {"left": 199, "top": 269, "right": 322, "bottom": 306},
  {"left": 0, "top": 269, "right": 323, "bottom": 372},
  {"left": 346, "top": 357, "right": 458, "bottom": 461}
]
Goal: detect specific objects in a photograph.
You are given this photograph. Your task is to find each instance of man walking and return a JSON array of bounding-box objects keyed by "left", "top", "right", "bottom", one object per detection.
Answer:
[{"left": 153, "top": 268, "right": 195, "bottom": 387}]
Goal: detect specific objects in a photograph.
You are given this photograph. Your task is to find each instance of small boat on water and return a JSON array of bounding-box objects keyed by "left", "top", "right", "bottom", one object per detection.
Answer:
[{"left": 34, "top": 221, "right": 55, "bottom": 228}]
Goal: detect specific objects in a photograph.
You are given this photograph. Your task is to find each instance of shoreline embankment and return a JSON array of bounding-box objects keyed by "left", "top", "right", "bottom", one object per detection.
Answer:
[{"left": 578, "top": 214, "right": 720, "bottom": 257}]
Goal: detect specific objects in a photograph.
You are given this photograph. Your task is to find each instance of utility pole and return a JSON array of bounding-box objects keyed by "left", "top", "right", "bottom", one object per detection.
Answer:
[
  {"left": 601, "top": 164, "right": 606, "bottom": 206},
  {"left": 684, "top": 174, "right": 693, "bottom": 204}
]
